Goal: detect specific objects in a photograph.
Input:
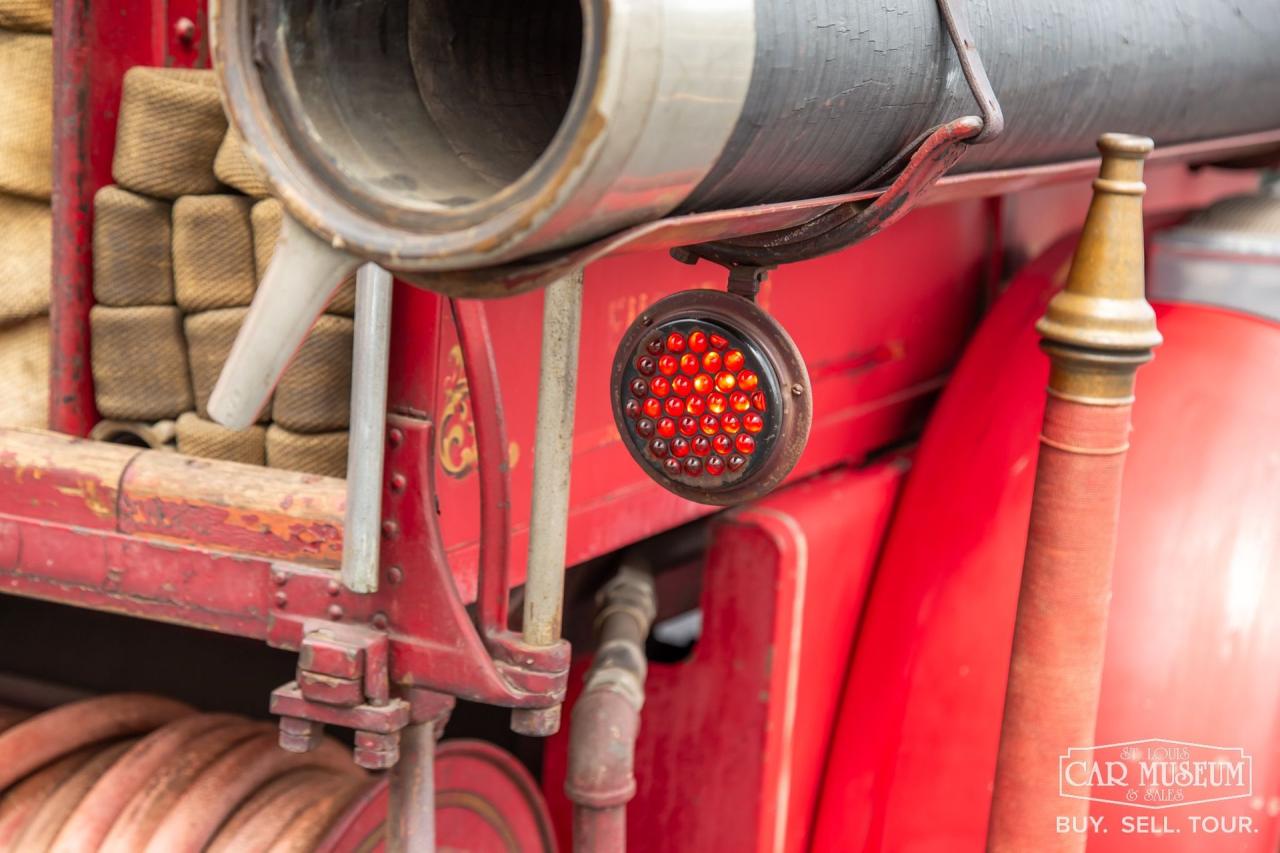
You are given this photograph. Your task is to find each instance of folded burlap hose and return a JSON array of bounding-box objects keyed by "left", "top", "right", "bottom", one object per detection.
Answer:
[
  {"left": 251, "top": 199, "right": 356, "bottom": 317},
  {"left": 0, "top": 193, "right": 50, "bottom": 322},
  {"left": 92, "top": 187, "right": 173, "bottom": 307},
  {"left": 185, "top": 307, "right": 270, "bottom": 421},
  {"left": 266, "top": 426, "right": 348, "bottom": 478},
  {"left": 112, "top": 67, "right": 225, "bottom": 200},
  {"left": 176, "top": 413, "right": 266, "bottom": 465},
  {"left": 173, "top": 195, "right": 257, "bottom": 311},
  {"left": 0, "top": 0, "right": 52, "bottom": 32},
  {"left": 89, "top": 419, "right": 177, "bottom": 450},
  {"left": 273, "top": 314, "right": 353, "bottom": 432},
  {"left": 213, "top": 130, "right": 271, "bottom": 199},
  {"left": 0, "top": 315, "right": 47, "bottom": 428},
  {"left": 90, "top": 305, "right": 192, "bottom": 420},
  {"left": 0, "top": 31, "right": 52, "bottom": 200}
]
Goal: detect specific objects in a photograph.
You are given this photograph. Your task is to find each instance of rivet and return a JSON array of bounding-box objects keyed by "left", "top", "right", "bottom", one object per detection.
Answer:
[
  {"left": 274, "top": 591, "right": 287, "bottom": 608},
  {"left": 381, "top": 520, "right": 399, "bottom": 539},
  {"left": 791, "top": 383, "right": 804, "bottom": 396},
  {"left": 174, "top": 17, "right": 196, "bottom": 44},
  {"left": 327, "top": 580, "right": 341, "bottom": 596},
  {"left": 327, "top": 604, "right": 344, "bottom": 620},
  {"left": 387, "top": 566, "right": 404, "bottom": 585},
  {"left": 388, "top": 428, "right": 404, "bottom": 448},
  {"left": 372, "top": 613, "right": 389, "bottom": 630},
  {"left": 272, "top": 571, "right": 288, "bottom": 587},
  {"left": 389, "top": 473, "right": 407, "bottom": 494}
]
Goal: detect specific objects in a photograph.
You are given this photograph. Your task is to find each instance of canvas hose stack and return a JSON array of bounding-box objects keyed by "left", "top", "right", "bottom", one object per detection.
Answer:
[
  {"left": 87, "top": 65, "right": 355, "bottom": 477},
  {"left": 0, "top": 0, "right": 52, "bottom": 429}
]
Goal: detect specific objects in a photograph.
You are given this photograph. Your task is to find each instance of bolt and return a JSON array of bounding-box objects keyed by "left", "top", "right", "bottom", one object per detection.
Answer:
[
  {"left": 511, "top": 705, "right": 562, "bottom": 737},
  {"left": 273, "top": 591, "right": 287, "bottom": 608},
  {"left": 327, "top": 580, "right": 341, "bottom": 596},
  {"left": 791, "top": 383, "right": 804, "bottom": 396},
  {"left": 278, "top": 716, "right": 323, "bottom": 752},
  {"left": 174, "top": 16, "right": 196, "bottom": 45},
  {"left": 354, "top": 731, "right": 401, "bottom": 770},
  {"left": 387, "top": 566, "right": 404, "bottom": 585},
  {"left": 381, "top": 520, "right": 399, "bottom": 540},
  {"left": 327, "top": 604, "right": 344, "bottom": 620},
  {"left": 388, "top": 427, "right": 404, "bottom": 449},
  {"left": 372, "top": 612, "right": 389, "bottom": 630},
  {"left": 272, "top": 571, "right": 288, "bottom": 587},
  {"left": 389, "top": 473, "right": 407, "bottom": 494}
]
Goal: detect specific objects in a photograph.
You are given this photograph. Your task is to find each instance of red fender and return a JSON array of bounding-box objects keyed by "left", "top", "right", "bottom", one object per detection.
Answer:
[{"left": 812, "top": 226, "right": 1280, "bottom": 851}]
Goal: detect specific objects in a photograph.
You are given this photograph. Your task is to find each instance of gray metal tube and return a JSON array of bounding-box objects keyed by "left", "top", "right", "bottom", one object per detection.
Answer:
[
  {"left": 388, "top": 720, "right": 436, "bottom": 853},
  {"left": 341, "top": 264, "right": 394, "bottom": 594},
  {"left": 512, "top": 270, "right": 584, "bottom": 736}
]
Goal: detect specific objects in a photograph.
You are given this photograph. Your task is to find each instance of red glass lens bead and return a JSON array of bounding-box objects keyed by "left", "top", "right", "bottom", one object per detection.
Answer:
[
  {"left": 649, "top": 438, "right": 669, "bottom": 458},
  {"left": 743, "top": 412, "right": 764, "bottom": 433},
  {"left": 737, "top": 370, "right": 758, "bottom": 391},
  {"left": 643, "top": 398, "right": 662, "bottom": 418},
  {"left": 688, "top": 330, "right": 708, "bottom": 353},
  {"left": 646, "top": 338, "right": 664, "bottom": 356},
  {"left": 650, "top": 376, "right": 671, "bottom": 397},
  {"left": 735, "top": 433, "right": 756, "bottom": 454},
  {"left": 715, "top": 371, "right": 736, "bottom": 392},
  {"left": 629, "top": 378, "right": 648, "bottom": 398},
  {"left": 721, "top": 413, "right": 740, "bottom": 434},
  {"left": 692, "top": 435, "right": 711, "bottom": 456},
  {"left": 702, "top": 351, "right": 722, "bottom": 373},
  {"left": 705, "top": 455, "right": 725, "bottom": 476},
  {"left": 636, "top": 418, "right": 655, "bottom": 438},
  {"left": 686, "top": 396, "right": 706, "bottom": 416},
  {"left": 692, "top": 373, "right": 713, "bottom": 395},
  {"left": 666, "top": 332, "right": 686, "bottom": 353},
  {"left": 729, "top": 391, "right": 750, "bottom": 412},
  {"left": 678, "top": 415, "right": 698, "bottom": 436},
  {"left": 664, "top": 397, "right": 685, "bottom": 417},
  {"left": 658, "top": 355, "right": 678, "bottom": 376},
  {"left": 712, "top": 434, "right": 732, "bottom": 455},
  {"left": 707, "top": 392, "right": 727, "bottom": 415},
  {"left": 709, "top": 333, "right": 728, "bottom": 350},
  {"left": 636, "top": 356, "right": 656, "bottom": 376},
  {"left": 680, "top": 353, "right": 699, "bottom": 375},
  {"left": 671, "top": 375, "right": 692, "bottom": 397},
  {"left": 751, "top": 391, "right": 768, "bottom": 412},
  {"left": 724, "top": 350, "right": 745, "bottom": 372},
  {"left": 671, "top": 437, "right": 690, "bottom": 458},
  {"left": 699, "top": 414, "right": 719, "bottom": 435},
  {"left": 624, "top": 399, "right": 641, "bottom": 420},
  {"left": 727, "top": 453, "right": 747, "bottom": 472},
  {"left": 683, "top": 457, "right": 703, "bottom": 477},
  {"left": 663, "top": 458, "right": 682, "bottom": 477},
  {"left": 657, "top": 417, "right": 676, "bottom": 438}
]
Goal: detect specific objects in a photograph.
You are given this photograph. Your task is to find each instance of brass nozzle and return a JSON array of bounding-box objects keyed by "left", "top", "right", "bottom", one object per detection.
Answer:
[{"left": 1037, "top": 133, "right": 1162, "bottom": 402}]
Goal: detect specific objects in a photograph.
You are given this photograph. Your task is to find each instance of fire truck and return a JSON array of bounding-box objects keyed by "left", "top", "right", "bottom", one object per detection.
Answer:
[{"left": 0, "top": 0, "right": 1277, "bottom": 850}]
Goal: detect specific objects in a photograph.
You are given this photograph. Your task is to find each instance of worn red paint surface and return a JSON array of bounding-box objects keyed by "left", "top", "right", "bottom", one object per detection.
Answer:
[
  {"left": 812, "top": 227, "right": 1280, "bottom": 852},
  {"left": 543, "top": 459, "right": 906, "bottom": 853}
]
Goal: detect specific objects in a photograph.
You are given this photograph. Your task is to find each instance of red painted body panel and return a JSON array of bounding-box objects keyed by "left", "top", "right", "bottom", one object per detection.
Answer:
[
  {"left": 813, "top": 227, "right": 1280, "bottom": 851},
  {"left": 543, "top": 459, "right": 906, "bottom": 853}
]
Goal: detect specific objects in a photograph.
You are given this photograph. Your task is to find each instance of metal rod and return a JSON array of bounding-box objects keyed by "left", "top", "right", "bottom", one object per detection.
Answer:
[
  {"left": 341, "top": 264, "right": 394, "bottom": 594},
  {"left": 387, "top": 720, "right": 437, "bottom": 853},
  {"left": 987, "top": 134, "right": 1161, "bottom": 852},
  {"left": 511, "top": 270, "right": 584, "bottom": 736}
]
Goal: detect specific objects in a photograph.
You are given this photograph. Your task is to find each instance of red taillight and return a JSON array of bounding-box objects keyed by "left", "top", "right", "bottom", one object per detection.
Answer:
[{"left": 610, "top": 290, "right": 812, "bottom": 505}]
